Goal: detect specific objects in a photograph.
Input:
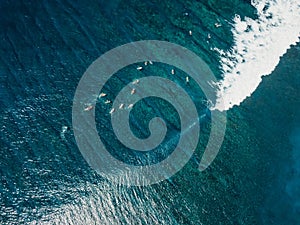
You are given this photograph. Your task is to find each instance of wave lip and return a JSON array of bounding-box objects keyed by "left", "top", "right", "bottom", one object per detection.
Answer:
[{"left": 213, "top": 0, "right": 300, "bottom": 111}]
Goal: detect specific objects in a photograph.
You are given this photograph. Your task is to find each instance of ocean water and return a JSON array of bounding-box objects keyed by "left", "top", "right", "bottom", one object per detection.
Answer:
[{"left": 0, "top": 0, "right": 299, "bottom": 224}]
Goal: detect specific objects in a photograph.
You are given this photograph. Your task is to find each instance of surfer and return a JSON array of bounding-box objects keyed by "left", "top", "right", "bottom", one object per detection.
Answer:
[
  {"left": 186, "top": 76, "right": 190, "bottom": 84},
  {"left": 132, "top": 79, "right": 140, "bottom": 85},
  {"left": 84, "top": 105, "right": 93, "bottom": 111},
  {"left": 131, "top": 88, "right": 136, "bottom": 95},
  {"left": 109, "top": 108, "right": 115, "bottom": 114},
  {"left": 99, "top": 92, "right": 107, "bottom": 98}
]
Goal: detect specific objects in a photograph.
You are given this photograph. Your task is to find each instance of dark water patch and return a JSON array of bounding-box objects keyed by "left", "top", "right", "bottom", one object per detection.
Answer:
[{"left": 238, "top": 43, "right": 300, "bottom": 225}]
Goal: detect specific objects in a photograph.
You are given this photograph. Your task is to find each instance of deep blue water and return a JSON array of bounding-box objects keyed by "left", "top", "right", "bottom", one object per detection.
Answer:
[{"left": 0, "top": 0, "right": 299, "bottom": 224}]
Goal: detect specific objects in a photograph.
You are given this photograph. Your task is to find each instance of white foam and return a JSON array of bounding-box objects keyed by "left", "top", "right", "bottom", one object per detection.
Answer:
[{"left": 213, "top": 0, "right": 300, "bottom": 111}]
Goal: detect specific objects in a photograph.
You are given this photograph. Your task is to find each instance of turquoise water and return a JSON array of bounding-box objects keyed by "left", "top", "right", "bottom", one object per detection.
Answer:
[{"left": 0, "top": 0, "right": 299, "bottom": 224}]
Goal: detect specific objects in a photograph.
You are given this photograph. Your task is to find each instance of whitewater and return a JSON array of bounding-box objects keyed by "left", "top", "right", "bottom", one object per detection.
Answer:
[{"left": 213, "top": 0, "right": 300, "bottom": 111}]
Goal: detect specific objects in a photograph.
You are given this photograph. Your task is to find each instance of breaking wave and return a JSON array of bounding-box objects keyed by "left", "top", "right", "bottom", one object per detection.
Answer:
[{"left": 214, "top": 0, "right": 300, "bottom": 111}]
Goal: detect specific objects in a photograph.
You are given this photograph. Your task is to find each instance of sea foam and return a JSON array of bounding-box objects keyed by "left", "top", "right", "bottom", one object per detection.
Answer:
[{"left": 213, "top": 0, "right": 300, "bottom": 111}]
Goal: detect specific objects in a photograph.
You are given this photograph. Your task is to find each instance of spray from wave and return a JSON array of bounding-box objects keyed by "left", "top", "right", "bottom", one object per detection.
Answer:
[{"left": 213, "top": 0, "right": 300, "bottom": 111}]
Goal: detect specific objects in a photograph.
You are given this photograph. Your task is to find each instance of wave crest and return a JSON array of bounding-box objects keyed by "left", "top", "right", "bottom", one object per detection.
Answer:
[{"left": 213, "top": 0, "right": 300, "bottom": 111}]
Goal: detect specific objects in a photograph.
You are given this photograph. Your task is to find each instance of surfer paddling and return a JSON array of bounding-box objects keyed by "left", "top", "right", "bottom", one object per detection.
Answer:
[{"left": 84, "top": 105, "right": 93, "bottom": 111}]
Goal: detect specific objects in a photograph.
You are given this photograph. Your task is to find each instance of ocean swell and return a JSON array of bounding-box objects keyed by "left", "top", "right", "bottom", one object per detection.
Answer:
[{"left": 213, "top": 0, "right": 300, "bottom": 111}]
